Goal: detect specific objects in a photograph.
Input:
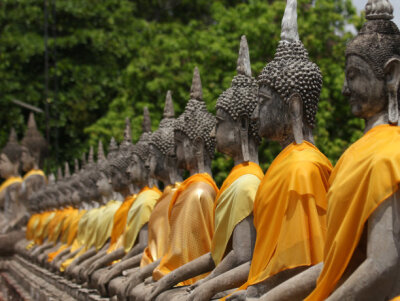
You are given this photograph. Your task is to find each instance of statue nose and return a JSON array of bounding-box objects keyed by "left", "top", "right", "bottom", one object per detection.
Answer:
[
  {"left": 342, "top": 80, "right": 351, "bottom": 97},
  {"left": 251, "top": 104, "right": 259, "bottom": 122}
]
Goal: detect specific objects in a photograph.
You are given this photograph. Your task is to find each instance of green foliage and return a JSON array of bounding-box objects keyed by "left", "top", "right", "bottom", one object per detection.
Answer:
[{"left": 0, "top": 0, "right": 363, "bottom": 183}]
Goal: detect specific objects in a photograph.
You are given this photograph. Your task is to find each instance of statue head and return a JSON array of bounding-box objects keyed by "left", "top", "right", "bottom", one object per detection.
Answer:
[
  {"left": 344, "top": 0, "right": 400, "bottom": 123},
  {"left": 174, "top": 67, "right": 216, "bottom": 173},
  {"left": 96, "top": 138, "right": 114, "bottom": 197},
  {"left": 254, "top": 0, "right": 322, "bottom": 145},
  {"left": 0, "top": 128, "right": 22, "bottom": 179},
  {"left": 110, "top": 118, "right": 134, "bottom": 192},
  {"left": 215, "top": 36, "right": 260, "bottom": 162},
  {"left": 128, "top": 109, "right": 153, "bottom": 187},
  {"left": 85, "top": 140, "right": 110, "bottom": 199},
  {"left": 20, "top": 113, "right": 47, "bottom": 172},
  {"left": 147, "top": 91, "right": 179, "bottom": 184}
]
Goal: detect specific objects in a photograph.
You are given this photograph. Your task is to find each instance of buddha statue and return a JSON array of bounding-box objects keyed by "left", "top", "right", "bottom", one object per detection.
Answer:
[
  {"left": 110, "top": 91, "right": 183, "bottom": 299},
  {"left": 70, "top": 123, "right": 139, "bottom": 284},
  {"left": 64, "top": 142, "right": 122, "bottom": 280},
  {"left": 128, "top": 67, "right": 218, "bottom": 301},
  {"left": 146, "top": 35, "right": 264, "bottom": 301},
  {"left": 0, "top": 129, "right": 26, "bottom": 255},
  {"left": 224, "top": 1, "right": 333, "bottom": 300},
  {"left": 256, "top": 0, "right": 400, "bottom": 300},
  {"left": 0, "top": 128, "right": 23, "bottom": 233},
  {"left": 92, "top": 109, "right": 162, "bottom": 294},
  {"left": 20, "top": 112, "right": 48, "bottom": 205}
]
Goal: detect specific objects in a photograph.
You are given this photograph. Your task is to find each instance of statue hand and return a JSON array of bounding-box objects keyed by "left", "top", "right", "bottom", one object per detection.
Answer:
[
  {"left": 188, "top": 278, "right": 205, "bottom": 291},
  {"left": 146, "top": 282, "right": 161, "bottom": 301},
  {"left": 98, "top": 273, "right": 111, "bottom": 296},
  {"left": 187, "top": 284, "right": 216, "bottom": 301},
  {"left": 226, "top": 290, "right": 246, "bottom": 301}
]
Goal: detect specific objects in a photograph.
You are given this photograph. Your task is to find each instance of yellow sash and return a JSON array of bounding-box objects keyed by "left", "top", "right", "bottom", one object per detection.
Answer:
[
  {"left": 0, "top": 176, "right": 22, "bottom": 194},
  {"left": 211, "top": 162, "right": 263, "bottom": 265},
  {"left": 123, "top": 187, "right": 162, "bottom": 253},
  {"left": 306, "top": 125, "right": 400, "bottom": 300},
  {"left": 93, "top": 200, "right": 121, "bottom": 251},
  {"left": 23, "top": 169, "right": 47, "bottom": 182}
]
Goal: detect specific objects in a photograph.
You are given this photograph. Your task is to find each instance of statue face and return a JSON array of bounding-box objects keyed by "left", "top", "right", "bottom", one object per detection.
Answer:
[
  {"left": 215, "top": 109, "right": 239, "bottom": 157},
  {"left": 71, "top": 190, "right": 81, "bottom": 207},
  {"left": 0, "top": 153, "right": 15, "bottom": 179},
  {"left": 255, "top": 85, "right": 291, "bottom": 141},
  {"left": 127, "top": 154, "right": 148, "bottom": 186},
  {"left": 96, "top": 172, "right": 112, "bottom": 197},
  {"left": 343, "top": 55, "right": 386, "bottom": 119},
  {"left": 21, "top": 146, "right": 35, "bottom": 172},
  {"left": 110, "top": 164, "right": 130, "bottom": 192},
  {"left": 147, "top": 144, "right": 167, "bottom": 182},
  {"left": 174, "top": 131, "right": 195, "bottom": 170}
]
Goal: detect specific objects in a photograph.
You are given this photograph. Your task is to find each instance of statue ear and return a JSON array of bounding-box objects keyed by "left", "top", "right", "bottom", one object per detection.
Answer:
[
  {"left": 288, "top": 93, "right": 304, "bottom": 144},
  {"left": 384, "top": 57, "right": 400, "bottom": 125},
  {"left": 239, "top": 115, "right": 250, "bottom": 162},
  {"left": 194, "top": 137, "right": 205, "bottom": 172}
]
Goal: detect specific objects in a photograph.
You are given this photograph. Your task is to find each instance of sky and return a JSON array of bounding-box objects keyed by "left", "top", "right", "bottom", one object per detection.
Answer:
[{"left": 353, "top": 0, "right": 400, "bottom": 26}]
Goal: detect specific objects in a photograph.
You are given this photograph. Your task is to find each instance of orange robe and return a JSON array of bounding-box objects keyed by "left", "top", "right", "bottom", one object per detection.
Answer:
[
  {"left": 26, "top": 213, "right": 40, "bottom": 241},
  {"left": 34, "top": 210, "right": 56, "bottom": 245},
  {"left": 153, "top": 173, "right": 218, "bottom": 285},
  {"left": 140, "top": 184, "right": 179, "bottom": 268},
  {"left": 241, "top": 142, "right": 332, "bottom": 291},
  {"left": 106, "top": 194, "right": 137, "bottom": 254},
  {"left": 306, "top": 125, "right": 400, "bottom": 300}
]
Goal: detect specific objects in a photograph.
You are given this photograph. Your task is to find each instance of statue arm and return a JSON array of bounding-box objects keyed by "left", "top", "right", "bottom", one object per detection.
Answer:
[
  {"left": 97, "top": 252, "right": 143, "bottom": 296},
  {"left": 200, "top": 215, "right": 256, "bottom": 286},
  {"left": 123, "top": 224, "right": 148, "bottom": 259},
  {"left": 326, "top": 193, "right": 399, "bottom": 301},
  {"left": 87, "top": 247, "right": 125, "bottom": 276},
  {"left": 149, "top": 253, "right": 215, "bottom": 300},
  {"left": 188, "top": 261, "right": 251, "bottom": 301},
  {"left": 65, "top": 246, "right": 96, "bottom": 274},
  {"left": 254, "top": 263, "right": 322, "bottom": 301}
]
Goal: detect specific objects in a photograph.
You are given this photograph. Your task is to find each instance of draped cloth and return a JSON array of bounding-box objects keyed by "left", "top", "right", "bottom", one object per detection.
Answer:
[
  {"left": 106, "top": 194, "right": 137, "bottom": 254},
  {"left": 306, "top": 125, "right": 400, "bottom": 301},
  {"left": 141, "top": 184, "right": 180, "bottom": 268},
  {"left": 237, "top": 142, "right": 332, "bottom": 293},
  {"left": 26, "top": 213, "right": 40, "bottom": 240},
  {"left": 93, "top": 200, "right": 121, "bottom": 251},
  {"left": 34, "top": 211, "right": 56, "bottom": 245},
  {"left": 60, "top": 207, "right": 102, "bottom": 271},
  {"left": 47, "top": 207, "right": 73, "bottom": 243},
  {"left": 23, "top": 169, "right": 47, "bottom": 181},
  {"left": 0, "top": 176, "right": 22, "bottom": 195},
  {"left": 211, "top": 162, "right": 263, "bottom": 265},
  {"left": 123, "top": 187, "right": 162, "bottom": 253},
  {"left": 153, "top": 173, "right": 218, "bottom": 285},
  {"left": 47, "top": 208, "right": 80, "bottom": 262}
]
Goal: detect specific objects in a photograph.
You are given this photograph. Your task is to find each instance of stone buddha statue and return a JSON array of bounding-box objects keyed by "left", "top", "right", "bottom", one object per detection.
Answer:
[
  {"left": 146, "top": 35, "right": 264, "bottom": 301},
  {"left": 0, "top": 128, "right": 23, "bottom": 233},
  {"left": 92, "top": 110, "right": 162, "bottom": 294},
  {"left": 128, "top": 67, "right": 218, "bottom": 301},
  {"left": 20, "top": 112, "right": 48, "bottom": 204},
  {"left": 110, "top": 91, "right": 183, "bottom": 299},
  {"left": 224, "top": 1, "right": 333, "bottom": 300},
  {"left": 65, "top": 142, "right": 123, "bottom": 280},
  {"left": 0, "top": 129, "right": 26, "bottom": 255},
  {"left": 257, "top": 0, "right": 400, "bottom": 300},
  {"left": 69, "top": 124, "right": 137, "bottom": 284}
]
